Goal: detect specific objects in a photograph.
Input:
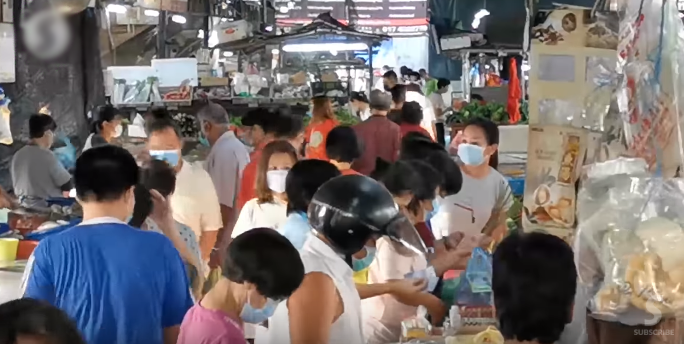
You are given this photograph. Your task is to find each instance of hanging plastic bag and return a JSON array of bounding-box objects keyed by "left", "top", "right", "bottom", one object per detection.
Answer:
[
  {"left": 455, "top": 247, "right": 493, "bottom": 307},
  {"left": 0, "top": 87, "right": 12, "bottom": 145},
  {"left": 52, "top": 134, "right": 76, "bottom": 171}
]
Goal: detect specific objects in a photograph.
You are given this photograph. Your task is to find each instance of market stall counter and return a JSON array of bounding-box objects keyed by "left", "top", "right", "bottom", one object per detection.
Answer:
[{"left": 0, "top": 261, "right": 25, "bottom": 304}]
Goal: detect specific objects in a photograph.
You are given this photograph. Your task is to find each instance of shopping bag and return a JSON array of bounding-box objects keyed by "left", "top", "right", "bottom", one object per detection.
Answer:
[
  {"left": 53, "top": 134, "right": 77, "bottom": 171},
  {"left": 455, "top": 247, "right": 493, "bottom": 307}
]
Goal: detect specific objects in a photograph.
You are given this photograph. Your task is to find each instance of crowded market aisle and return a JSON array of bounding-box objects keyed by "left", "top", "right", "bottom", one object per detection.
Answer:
[{"left": 0, "top": 56, "right": 672, "bottom": 344}]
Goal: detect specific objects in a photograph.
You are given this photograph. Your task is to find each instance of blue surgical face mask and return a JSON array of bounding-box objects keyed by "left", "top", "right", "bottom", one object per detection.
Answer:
[
  {"left": 457, "top": 143, "right": 486, "bottom": 166},
  {"left": 351, "top": 246, "right": 376, "bottom": 271},
  {"left": 199, "top": 136, "right": 210, "bottom": 147},
  {"left": 240, "top": 296, "right": 278, "bottom": 324},
  {"left": 425, "top": 197, "right": 441, "bottom": 223},
  {"left": 149, "top": 150, "right": 180, "bottom": 167}
]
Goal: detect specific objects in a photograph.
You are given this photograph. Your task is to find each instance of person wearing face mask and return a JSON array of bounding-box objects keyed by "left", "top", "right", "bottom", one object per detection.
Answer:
[
  {"left": 11, "top": 114, "right": 72, "bottom": 202},
  {"left": 232, "top": 140, "right": 297, "bottom": 239},
  {"left": 280, "top": 159, "right": 341, "bottom": 249},
  {"left": 146, "top": 117, "right": 223, "bottom": 268},
  {"left": 431, "top": 118, "right": 513, "bottom": 250},
  {"left": 236, "top": 108, "right": 285, "bottom": 212},
  {"left": 130, "top": 159, "right": 205, "bottom": 300},
  {"left": 83, "top": 105, "right": 123, "bottom": 152},
  {"left": 196, "top": 102, "right": 250, "bottom": 258},
  {"left": 264, "top": 175, "right": 430, "bottom": 344},
  {"left": 397, "top": 133, "right": 464, "bottom": 248},
  {"left": 178, "top": 228, "right": 305, "bottom": 344},
  {"left": 21, "top": 145, "right": 193, "bottom": 344},
  {"left": 363, "top": 160, "right": 476, "bottom": 343}
]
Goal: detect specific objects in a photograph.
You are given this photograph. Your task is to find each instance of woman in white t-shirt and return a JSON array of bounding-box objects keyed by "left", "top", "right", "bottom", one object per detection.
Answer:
[
  {"left": 232, "top": 140, "right": 297, "bottom": 238},
  {"left": 431, "top": 118, "right": 513, "bottom": 250},
  {"left": 83, "top": 105, "right": 123, "bottom": 152}
]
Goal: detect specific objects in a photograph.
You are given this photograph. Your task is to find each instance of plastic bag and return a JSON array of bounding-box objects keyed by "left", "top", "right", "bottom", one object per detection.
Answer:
[
  {"left": 578, "top": 167, "right": 684, "bottom": 324},
  {"left": 0, "top": 87, "right": 13, "bottom": 145},
  {"left": 52, "top": 134, "right": 76, "bottom": 171},
  {"left": 455, "top": 247, "right": 493, "bottom": 307}
]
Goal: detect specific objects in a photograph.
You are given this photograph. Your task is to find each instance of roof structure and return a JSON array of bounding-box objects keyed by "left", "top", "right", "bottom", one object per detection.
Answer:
[{"left": 215, "top": 12, "right": 389, "bottom": 54}]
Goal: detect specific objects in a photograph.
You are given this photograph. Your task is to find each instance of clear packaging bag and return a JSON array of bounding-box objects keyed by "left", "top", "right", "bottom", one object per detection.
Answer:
[{"left": 577, "top": 163, "right": 684, "bottom": 323}]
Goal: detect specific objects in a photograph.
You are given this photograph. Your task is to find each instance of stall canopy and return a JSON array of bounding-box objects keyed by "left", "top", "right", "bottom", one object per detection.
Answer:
[{"left": 215, "top": 13, "right": 389, "bottom": 54}]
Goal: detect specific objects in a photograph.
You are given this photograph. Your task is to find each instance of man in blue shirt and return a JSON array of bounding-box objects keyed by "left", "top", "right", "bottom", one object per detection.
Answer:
[{"left": 22, "top": 145, "right": 193, "bottom": 344}]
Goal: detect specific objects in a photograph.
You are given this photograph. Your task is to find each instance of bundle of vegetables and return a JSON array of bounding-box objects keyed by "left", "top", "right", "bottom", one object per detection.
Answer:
[
  {"left": 334, "top": 108, "right": 360, "bottom": 126},
  {"left": 445, "top": 102, "right": 510, "bottom": 126},
  {"left": 172, "top": 112, "right": 200, "bottom": 138}
]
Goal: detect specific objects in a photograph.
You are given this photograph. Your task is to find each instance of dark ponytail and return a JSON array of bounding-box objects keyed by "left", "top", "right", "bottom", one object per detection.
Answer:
[{"left": 90, "top": 105, "right": 120, "bottom": 134}]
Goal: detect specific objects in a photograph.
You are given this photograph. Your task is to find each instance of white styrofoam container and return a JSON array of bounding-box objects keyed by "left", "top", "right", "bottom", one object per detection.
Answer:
[
  {"left": 216, "top": 19, "right": 251, "bottom": 45},
  {"left": 151, "top": 58, "right": 198, "bottom": 87}
]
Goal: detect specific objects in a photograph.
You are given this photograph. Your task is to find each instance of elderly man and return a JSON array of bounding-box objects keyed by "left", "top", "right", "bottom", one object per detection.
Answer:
[
  {"left": 146, "top": 117, "right": 223, "bottom": 267},
  {"left": 196, "top": 102, "right": 250, "bottom": 255}
]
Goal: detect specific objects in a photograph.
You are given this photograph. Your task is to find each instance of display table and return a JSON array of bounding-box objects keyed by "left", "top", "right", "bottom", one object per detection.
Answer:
[{"left": 0, "top": 269, "right": 23, "bottom": 304}]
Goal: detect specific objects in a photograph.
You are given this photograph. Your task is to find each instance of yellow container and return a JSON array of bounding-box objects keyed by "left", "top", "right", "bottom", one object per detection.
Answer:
[{"left": 0, "top": 238, "right": 19, "bottom": 262}]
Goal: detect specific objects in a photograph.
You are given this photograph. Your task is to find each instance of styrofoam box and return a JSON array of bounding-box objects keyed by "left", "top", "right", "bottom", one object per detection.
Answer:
[
  {"left": 105, "top": 66, "right": 156, "bottom": 94},
  {"left": 151, "top": 58, "right": 199, "bottom": 87}
]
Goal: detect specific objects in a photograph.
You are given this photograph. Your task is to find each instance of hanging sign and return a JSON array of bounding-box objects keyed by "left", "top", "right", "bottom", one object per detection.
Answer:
[{"left": 275, "top": 0, "right": 428, "bottom": 36}]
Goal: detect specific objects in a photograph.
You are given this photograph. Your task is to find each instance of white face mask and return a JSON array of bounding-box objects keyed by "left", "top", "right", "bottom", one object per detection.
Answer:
[
  {"left": 113, "top": 124, "right": 123, "bottom": 138},
  {"left": 266, "top": 170, "right": 289, "bottom": 193}
]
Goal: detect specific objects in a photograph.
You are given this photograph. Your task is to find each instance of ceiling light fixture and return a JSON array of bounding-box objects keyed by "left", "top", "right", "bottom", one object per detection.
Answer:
[
  {"left": 105, "top": 4, "right": 127, "bottom": 13},
  {"left": 171, "top": 14, "right": 186, "bottom": 24},
  {"left": 282, "top": 42, "right": 368, "bottom": 53},
  {"left": 471, "top": 9, "right": 490, "bottom": 29},
  {"left": 144, "top": 9, "right": 159, "bottom": 17}
]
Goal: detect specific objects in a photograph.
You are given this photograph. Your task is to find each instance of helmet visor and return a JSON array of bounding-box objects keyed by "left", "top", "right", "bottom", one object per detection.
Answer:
[{"left": 384, "top": 214, "right": 428, "bottom": 257}]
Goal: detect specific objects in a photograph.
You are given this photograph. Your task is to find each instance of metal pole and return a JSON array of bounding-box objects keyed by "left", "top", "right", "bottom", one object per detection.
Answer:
[
  {"left": 203, "top": 0, "right": 211, "bottom": 48},
  {"left": 157, "top": 11, "right": 168, "bottom": 58},
  {"left": 262, "top": 0, "right": 268, "bottom": 24},
  {"left": 461, "top": 50, "right": 471, "bottom": 101},
  {"left": 367, "top": 45, "right": 373, "bottom": 93}
]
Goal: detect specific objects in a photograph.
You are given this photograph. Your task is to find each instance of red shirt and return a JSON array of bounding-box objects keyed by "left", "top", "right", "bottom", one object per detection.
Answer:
[
  {"left": 340, "top": 168, "right": 361, "bottom": 176},
  {"left": 415, "top": 222, "right": 435, "bottom": 248},
  {"left": 399, "top": 123, "right": 431, "bottom": 139},
  {"left": 351, "top": 116, "right": 401, "bottom": 176},
  {"left": 304, "top": 118, "right": 338, "bottom": 160}
]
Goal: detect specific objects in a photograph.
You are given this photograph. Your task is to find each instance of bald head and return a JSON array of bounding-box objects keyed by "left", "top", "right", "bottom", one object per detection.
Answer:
[{"left": 197, "top": 102, "right": 230, "bottom": 125}]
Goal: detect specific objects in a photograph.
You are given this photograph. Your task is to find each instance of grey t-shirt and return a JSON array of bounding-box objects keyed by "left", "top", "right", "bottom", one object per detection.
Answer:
[
  {"left": 430, "top": 167, "right": 513, "bottom": 242},
  {"left": 11, "top": 144, "right": 71, "bottom": 199}
]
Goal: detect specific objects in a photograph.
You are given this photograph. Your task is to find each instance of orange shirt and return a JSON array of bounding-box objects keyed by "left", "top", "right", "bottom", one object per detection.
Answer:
[
  {"left": 236, "top": 140, "right": 271, "bottom": 212},
  {"left": 304, "top": 118, "right": 338, "bottom": 160},
  {"left": 340, "top": 168, "right": 361, "bottom": 176},
  {"left": 399, "top": 123, "right": 432, "bottom": 139}
]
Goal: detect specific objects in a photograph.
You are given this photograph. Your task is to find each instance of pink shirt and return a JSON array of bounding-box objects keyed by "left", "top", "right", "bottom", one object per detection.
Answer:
[
  {"left": 362, "top": 237, "right": 429, "bottom": 344},
  {"left": 178, "top": 303, "right": 246, "bottom": 344}
]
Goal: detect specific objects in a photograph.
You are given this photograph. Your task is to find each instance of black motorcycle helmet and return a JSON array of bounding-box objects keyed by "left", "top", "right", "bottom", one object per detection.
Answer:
[{"left": 308, "top": 174, "right": 428, "bottom": 257}]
